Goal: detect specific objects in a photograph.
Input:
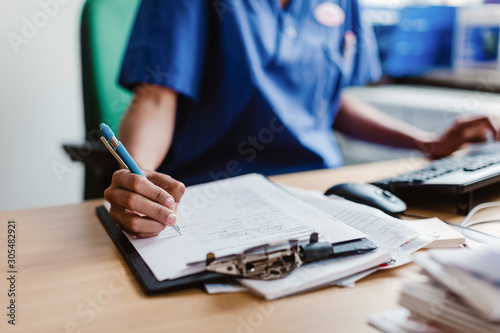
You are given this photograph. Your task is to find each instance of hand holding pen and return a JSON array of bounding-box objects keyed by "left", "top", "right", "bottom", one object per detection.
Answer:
[{"left": 100, "top": 123, "right": 185, "bottom": 238}]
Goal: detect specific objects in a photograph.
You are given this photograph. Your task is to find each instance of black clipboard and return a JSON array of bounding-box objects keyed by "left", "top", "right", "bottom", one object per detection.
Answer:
[{"left": 95, "top": 205, "right": 229, "bottom": 294}]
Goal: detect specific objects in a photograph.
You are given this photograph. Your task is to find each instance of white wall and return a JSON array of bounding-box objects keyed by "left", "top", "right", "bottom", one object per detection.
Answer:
[{"left": 1, "top": 0, "right": 86, "bottom": 211}]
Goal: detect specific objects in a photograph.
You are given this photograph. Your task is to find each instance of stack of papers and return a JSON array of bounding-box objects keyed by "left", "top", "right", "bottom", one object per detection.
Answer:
[
  {"left": 239, "top": 189, "right": 438, "bottom": 299},
  {"left": 369, "top": 246, "right": 500, "bottom": 333},
  {"left": 125, "top": 174, "right": 371, "bottom": 281},
  {"left": 119, "top": 174, "right": 440, "bottom": 299}
]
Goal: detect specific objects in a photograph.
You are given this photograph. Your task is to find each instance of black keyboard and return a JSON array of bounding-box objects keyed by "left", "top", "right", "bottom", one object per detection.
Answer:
[{"left": 373, "top": 143, "right": 500, "bottom": 214}]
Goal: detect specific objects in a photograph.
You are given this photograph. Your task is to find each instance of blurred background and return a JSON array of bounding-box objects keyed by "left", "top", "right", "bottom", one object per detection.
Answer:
[
  {"left": 2, "top": 0, "right": 500, "bottom": 211},
  {"left": 1, "top": 0, "right": 86, "bottom": 212}
]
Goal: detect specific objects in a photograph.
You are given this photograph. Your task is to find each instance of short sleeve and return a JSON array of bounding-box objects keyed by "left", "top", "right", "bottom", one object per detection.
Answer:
[
  {"left": 119, "top": 0, "right": 208, "bottom": 101},
  {"left": 347, "top": 1, "right": 382, "bottom": 86}
]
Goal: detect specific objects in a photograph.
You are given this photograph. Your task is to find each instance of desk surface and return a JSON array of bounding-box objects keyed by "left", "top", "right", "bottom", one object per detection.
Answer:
[{"left": 1, "top": 160, "right": 499, "bottom": 333}]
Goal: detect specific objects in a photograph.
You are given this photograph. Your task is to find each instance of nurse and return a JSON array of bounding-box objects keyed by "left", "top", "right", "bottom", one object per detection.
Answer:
[{"left": 104, "top": 0, "right": 500, "bottom": 238}]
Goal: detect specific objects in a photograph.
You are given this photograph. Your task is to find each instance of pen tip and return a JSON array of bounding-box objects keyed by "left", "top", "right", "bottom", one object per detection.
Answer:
[{"left": 173, "top": 224, "right": 182, "bottom": 235}]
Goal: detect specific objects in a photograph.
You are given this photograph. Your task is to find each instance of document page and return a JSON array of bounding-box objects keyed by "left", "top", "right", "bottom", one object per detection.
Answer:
[
  {"left": 126, "top": 174, "right": 366, "bottom": 281},
  {"left": 285, "top": 188, "right": 437, "bottom": 251}
]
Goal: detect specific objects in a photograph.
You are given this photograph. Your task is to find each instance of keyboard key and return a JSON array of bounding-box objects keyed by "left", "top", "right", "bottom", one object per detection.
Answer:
[{"left": 375, "top": 147, "right": 500, "bottom": 185}]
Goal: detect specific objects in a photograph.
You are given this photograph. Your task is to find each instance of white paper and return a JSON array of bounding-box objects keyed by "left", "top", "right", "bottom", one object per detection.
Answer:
[
  {"left": 368, "top": 307, "right": 443, "bottom": 333},
  {"left": 204, "top": 283, "right": 247, "bottom": 294},
  {"left": 240, "top": 249, "right": 392, "bottom": 300},
  {"left": 410, "top": 218, "right": 466, "bottom": 248},
  {"left": 126, "top": 174, "right": 366, "bottom": 281},
  {"left": 334, "top": 268, "right": 379, "bottom": 288},
  {"left": 430, "top": 245, "right": 500, "bottom": 282},
  {"left": 290, "top": 191, "right": 438, "bottom": 252},
  {"left": 401, "top": 280, "right": 500, "bottom": 331},
  {"left": 414, "top": 252, "right": 500, "bottom": 322}
]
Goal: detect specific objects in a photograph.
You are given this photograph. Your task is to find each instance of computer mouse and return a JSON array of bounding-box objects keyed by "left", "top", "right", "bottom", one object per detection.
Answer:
[{"left": 324, "top": 183, "right": 407, "bottom": 215}]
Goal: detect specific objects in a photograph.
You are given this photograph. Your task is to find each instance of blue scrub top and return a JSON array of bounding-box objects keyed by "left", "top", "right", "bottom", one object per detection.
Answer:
[{"left": 119, "top": 0, "right": 381, "bottom": 185}]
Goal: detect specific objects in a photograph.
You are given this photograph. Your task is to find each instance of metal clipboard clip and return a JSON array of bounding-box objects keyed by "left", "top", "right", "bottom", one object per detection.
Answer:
[{"left": 204, "top": 233, "right": 377, "bottom": 281}]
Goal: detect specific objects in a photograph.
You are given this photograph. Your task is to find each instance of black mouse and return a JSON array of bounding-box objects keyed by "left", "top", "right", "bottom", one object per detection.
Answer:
[{"left": 324, "top": 183, "right": 407, "bottom": 215}]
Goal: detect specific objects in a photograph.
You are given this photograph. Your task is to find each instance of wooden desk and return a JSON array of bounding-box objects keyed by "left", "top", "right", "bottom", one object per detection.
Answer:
[{"left": 1, "top": 160, "right": 499, "bottom": 333}]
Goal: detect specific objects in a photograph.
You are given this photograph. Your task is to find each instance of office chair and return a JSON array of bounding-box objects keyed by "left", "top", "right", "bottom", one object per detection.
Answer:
[{"left": 64, "top": 0, "right": 140, "bottom": 199}]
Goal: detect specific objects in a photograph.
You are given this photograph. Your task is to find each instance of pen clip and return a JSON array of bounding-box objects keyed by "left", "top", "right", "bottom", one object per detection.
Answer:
[{"left": 100, "top": 136, "right": 129, "bottom": 170}]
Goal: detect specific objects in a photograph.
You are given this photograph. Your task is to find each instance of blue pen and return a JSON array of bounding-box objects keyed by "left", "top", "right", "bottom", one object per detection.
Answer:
[{"left": 99, "top": 123, "right": 182, "bottom": 235}]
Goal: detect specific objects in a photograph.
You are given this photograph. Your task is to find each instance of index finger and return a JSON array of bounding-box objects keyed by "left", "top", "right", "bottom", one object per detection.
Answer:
[
  {"left": 474, "top": 117, "right": 497, "bottom": 141},
  {"left": 146, "top": 172, "right": 186, "bottom": 203},
  {"left": 115, "top": 172, "right": 176, "bottom": 209}
]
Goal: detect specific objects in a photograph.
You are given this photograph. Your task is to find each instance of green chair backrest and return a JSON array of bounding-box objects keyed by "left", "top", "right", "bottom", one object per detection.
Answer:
[{"left": 81, "top": 0, "right": 140, "bottom": 138}]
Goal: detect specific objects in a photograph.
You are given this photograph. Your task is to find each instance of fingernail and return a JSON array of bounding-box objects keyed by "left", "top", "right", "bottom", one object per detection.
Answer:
[
  {"left": 166, "top": 214, "right": 177, "bottom": 226},
  {"left": 173, "top": 202, "right": 179, "bottom": 214},
  {"left": 166, "top": 197, "right": 175, "bottom": 209}
]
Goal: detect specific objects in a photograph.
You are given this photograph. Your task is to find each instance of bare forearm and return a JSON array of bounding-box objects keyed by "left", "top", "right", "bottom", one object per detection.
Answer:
[
  {"left": 119, "top": 85, "right": 178, "bottom": 170},
  {"left": 104, "top": 85, "right": 184, "bottom": 238},
  {"left": 333, "top": 95, "right": 434, "bottom": 151}
]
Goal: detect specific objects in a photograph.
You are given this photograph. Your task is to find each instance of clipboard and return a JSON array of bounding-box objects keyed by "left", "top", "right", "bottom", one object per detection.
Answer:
[{"left": 95, "top": 205, "right": 229, "bottom": 294}]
